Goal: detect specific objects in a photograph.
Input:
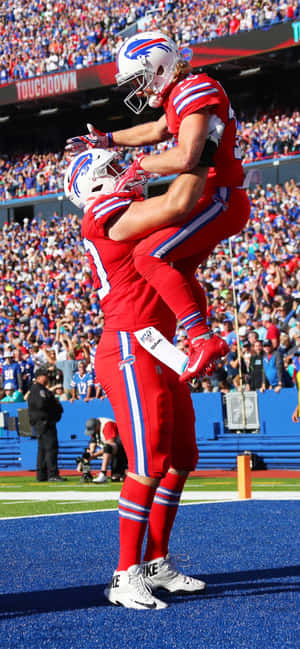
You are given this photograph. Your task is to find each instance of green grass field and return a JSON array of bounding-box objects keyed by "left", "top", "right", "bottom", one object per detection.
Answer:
[{"left": 0, "top": 474, "right": 299, "bottom": 518}]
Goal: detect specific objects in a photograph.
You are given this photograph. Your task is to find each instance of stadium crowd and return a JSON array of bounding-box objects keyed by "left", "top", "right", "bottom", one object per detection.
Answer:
[
  {"left": 0, "top": 0, "right": 299, "bottom": 84},
  {"left": 0, "top": 169, "right": 299, "bottom": 398},
  {"left": 0, "top": 110, "right": 300, "bottom": 201}
]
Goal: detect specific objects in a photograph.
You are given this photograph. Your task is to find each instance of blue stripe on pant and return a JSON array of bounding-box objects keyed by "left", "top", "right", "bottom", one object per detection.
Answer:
[
  {"left": 151, "top": 187, "right": 230, "bottom": 259},
  {"left": 118, "top": 331, "right": 149, "bottom": 476}
]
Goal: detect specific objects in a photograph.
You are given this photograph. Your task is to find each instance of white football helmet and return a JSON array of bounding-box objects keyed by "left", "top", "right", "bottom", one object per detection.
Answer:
[
  {"left": 116, "top": 31, "right": 182, "bottom": 114},
  {"left": 64, "top": 149, "right": 120, "bottom": 208}
]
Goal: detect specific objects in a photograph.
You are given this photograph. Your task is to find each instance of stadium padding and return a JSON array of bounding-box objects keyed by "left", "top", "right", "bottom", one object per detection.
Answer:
[{"left": 0, "top": 389, "right": 300, "bottom": 469}]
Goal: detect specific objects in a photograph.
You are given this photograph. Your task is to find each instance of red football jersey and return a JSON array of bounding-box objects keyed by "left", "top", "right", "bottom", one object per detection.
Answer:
[
  {"left": 81, "top": 191, "right": 176, "bottom": 336},
  {"left": 163, "top": 72, "right": 245, "bottom": 189}
]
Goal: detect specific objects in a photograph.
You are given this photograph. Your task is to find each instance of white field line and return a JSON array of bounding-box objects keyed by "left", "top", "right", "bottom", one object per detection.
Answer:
[{"left": 0, "top": 490, "right": 300, "bottom": 502}]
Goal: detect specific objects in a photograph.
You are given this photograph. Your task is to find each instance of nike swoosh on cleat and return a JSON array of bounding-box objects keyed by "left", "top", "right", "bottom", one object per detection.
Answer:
[
  {"left": 133, "top": 600, "right": 158, "bottom": 609},
  {"left": 186, "top": 351, "right": 204, "bottom": 374}
]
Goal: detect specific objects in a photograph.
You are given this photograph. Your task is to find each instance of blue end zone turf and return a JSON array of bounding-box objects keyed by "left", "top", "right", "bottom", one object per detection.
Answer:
[{"left": 0, "top": 501, "right": 299, "bottom": 649}]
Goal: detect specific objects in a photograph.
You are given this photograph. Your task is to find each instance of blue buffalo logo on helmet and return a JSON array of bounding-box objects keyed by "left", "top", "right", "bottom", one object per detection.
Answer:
[
  {"left": 124, "top": 37, "right": 172, "bottom": 60},
  {"left": 68, "top": 152, "right": 93, "bottom": 200}
]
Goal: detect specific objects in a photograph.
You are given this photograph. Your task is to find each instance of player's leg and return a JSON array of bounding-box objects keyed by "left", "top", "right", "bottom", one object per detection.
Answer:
[
  {"left": 94, "top": 420, "right": 120, "bottom": 482},
  {"left": 36, "top": 437, "right": 48, "bottom": 481},
  {"left": 134, "top": 187, "right": 249, "bottom": 380},
  {"left": 43, "top": 430, "right": 59, "bottom": 480},
  {"left": 95, "top": 332, "right": 172, "bottom": 608},
  {"left": 174, "top": 251, "right": 213, "bottom": 335},
  {"left": 143, "top": 374, "right": 206, "bottom": 593},
  {"left": 133, "top": 190, "right": 230, "bottom": 376},
  {"left": 110, "top": 441, "right": 127, "bottom": 481},
  {"left": 133, "top": 242, "right": 210, "bottom": 344},
  {"left": 177, "top": 188, "right": 250, "bottom": 380}
]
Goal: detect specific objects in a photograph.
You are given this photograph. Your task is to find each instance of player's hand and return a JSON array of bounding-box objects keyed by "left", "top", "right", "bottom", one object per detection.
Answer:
[
  {"left": 65, "top": 123, "right": 111, "bottom": 156},
  {"left": 115, "top": 154, "right": 151, "bottom": 192}
]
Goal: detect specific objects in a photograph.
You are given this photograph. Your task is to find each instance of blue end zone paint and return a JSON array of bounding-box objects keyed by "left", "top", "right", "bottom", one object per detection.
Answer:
[{"left": 0, "top": 502, "right": 299, "bottom": 649}]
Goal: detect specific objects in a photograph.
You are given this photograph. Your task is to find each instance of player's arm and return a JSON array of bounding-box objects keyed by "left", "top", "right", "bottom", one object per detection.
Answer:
[
  {"left": 112, "top": 114, "right": 170, "bottom": 145},
  {"left": 139, "top": 110, "right": 211, "bottom": 176},
  {"left": 65, "top": 115, "right": 170, "bottom": 155},
  {"left": 107, "top": 167, "right": 208, "bottom": 241}
]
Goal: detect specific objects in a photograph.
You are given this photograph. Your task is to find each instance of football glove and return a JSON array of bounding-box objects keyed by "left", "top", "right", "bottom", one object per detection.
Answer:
[
  {"left": 115, "top": 154, "right": 151, "bottom": 192},
  {"left": 65, "top": 123, "right": 113, "bottom": 157}
]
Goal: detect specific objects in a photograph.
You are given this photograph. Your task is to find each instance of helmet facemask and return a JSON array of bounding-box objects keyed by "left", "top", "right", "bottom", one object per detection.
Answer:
[
  {"left": 116, "top": 61, "right": 154, "bottom": 115},
  {"left": 90, "top": 159, "right": 122, "bottom": 195},
  {"left": 116, "top": 31, "right": 180, "bottom": 114}
]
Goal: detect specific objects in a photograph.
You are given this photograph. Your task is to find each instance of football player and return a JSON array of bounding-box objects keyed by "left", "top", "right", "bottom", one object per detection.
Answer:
[
  {"left": 65, "top": 149, "right": 207, "bottom": 609},
  {"left": 66, "top": 30, "right": 250, "bottom": 380}
]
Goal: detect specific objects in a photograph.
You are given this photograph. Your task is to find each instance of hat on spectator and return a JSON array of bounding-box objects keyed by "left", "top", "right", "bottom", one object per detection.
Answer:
[
  {"left": 84, "top": 418, "right": 98, "bottom": 436},
  {"left": 4, "top": 382, "right": 14, "bottom": 390},
  {"left": 263, "top": 339, "right": 272, "bottom": 347},
  {"left": 34, "top": 366, "right": 49, "bottom": 379}
]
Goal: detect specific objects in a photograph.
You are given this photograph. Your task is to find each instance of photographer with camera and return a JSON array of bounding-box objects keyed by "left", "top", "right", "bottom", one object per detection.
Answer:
[
  {"left": 76, "top": 449, "right": 94, "bottom": 483},
  {"left": 77, "top": 417, "right": 127, "bottom": 484}
]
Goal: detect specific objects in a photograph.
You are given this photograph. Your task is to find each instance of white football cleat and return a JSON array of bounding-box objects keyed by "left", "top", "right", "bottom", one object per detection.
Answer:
[
  {"left": 93, "top": 472, "right": 108, "bottom": 483},
  {"left": 104, "top": 564, "right": 168, "bottom": 610},
  {"left": 143, "top": 554, "right": 206, "bottom": 594}
]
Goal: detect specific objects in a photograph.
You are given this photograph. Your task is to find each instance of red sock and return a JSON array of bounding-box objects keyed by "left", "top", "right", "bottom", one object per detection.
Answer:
[
  {"left": 143, "top": 472, "right": 187, "bottom": 562},
  {"left": 175, "top": 258, "right": 209, "bottom": 337},
  {"left": 134, "top": 255, "right": 207, "bottom": 341},
  {"left": 188, "top": 274, "right": 208, "bottom": 327},
  {"left": 117, "top": 476, "right": 156, "bottom": 571}
]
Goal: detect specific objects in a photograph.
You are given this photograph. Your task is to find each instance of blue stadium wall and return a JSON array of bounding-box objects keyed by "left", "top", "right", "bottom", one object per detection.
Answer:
[{"left": 0, "top": 387, "right": 298, "bottom": 471}]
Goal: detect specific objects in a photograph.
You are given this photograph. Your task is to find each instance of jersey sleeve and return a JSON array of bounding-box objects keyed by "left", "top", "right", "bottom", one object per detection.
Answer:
[
  {"left": 82, "top": 191, "right": 140, "bottom": 238},
  {"left": 171, "top": 77, "right": 221, "bottom": 121},
  {"left": 92, "top": 195, "right": 133, "bottom": 228}
]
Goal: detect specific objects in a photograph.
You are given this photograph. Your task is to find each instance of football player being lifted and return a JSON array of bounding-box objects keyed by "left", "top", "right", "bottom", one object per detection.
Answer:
[{"left": 66, "top": 30, "right": 250, "bottom": 380}]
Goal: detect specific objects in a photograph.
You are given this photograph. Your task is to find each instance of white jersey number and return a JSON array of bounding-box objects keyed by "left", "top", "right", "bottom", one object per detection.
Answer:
[{"left": 83, "top": 238, "right": 111, "bottom": 301}]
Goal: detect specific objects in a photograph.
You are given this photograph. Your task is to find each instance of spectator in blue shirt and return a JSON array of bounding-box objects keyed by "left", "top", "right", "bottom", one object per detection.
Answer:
[
  {"left": 70, "top": 360, "right": 94, "bottom": 402},
  {"left": 13, "top": 347, "right": 34, "bottom": 395},
  {"left": 0, "top": 350, "right": 22, "bottom": 391},
  {"left": 261, "top": 339, "right": 284, "bottom": 392}
]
